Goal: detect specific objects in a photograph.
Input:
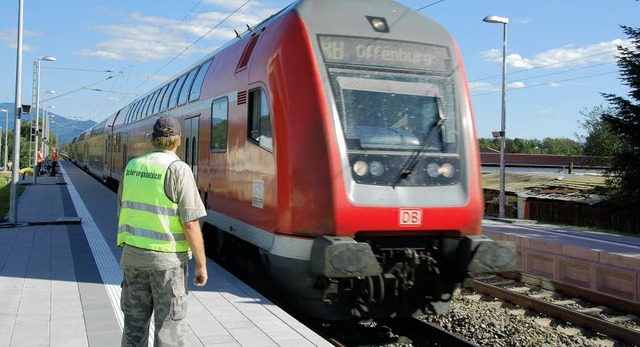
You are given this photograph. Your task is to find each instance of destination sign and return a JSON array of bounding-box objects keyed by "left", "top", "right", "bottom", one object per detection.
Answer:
[{"left": 318, "top": 35, "right": 450, "bottom": 72}]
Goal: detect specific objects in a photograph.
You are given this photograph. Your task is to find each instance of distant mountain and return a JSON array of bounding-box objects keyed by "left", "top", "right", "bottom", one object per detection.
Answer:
[{"left": 0, "top": 102, "right": 96, "bottom": 144}]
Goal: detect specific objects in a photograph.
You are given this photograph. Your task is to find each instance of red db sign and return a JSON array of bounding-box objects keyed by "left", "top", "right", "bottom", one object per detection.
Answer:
[{"left": 399, "top": 209, "right": 422, "bottom": 226}]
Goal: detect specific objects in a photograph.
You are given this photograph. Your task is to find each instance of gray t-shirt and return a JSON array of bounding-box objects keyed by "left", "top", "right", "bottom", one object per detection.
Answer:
[{"left": 118, "top": 149, "right": 207, "bottom": 270}]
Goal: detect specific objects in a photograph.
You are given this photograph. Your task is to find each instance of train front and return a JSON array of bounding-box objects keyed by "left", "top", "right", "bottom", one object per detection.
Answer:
[{"left": 268, "top": 0, "right": 517, "bottom": 320}]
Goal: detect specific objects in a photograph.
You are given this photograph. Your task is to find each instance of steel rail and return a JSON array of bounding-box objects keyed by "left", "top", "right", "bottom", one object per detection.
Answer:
[
  {"left": 505, "top": 271, "right": 640, "bottom": 317},
  {"left": 473, "top": 280, "right": 640, "bottom": 346}
]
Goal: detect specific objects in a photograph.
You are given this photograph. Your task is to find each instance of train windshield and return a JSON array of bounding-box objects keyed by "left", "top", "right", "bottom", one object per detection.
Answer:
[{"left": 333, "top": 75, "right": 456, "bottom": 152}]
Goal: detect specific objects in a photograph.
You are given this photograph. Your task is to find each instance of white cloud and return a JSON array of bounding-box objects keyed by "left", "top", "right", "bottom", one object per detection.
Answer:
[
  {"left": 507, "top": 81, "right": 525, "bottom": 89},
  {"left": 1, "top": 28, "right": 39, "bottom": 51},
  {"left": 468, "top": 81, "right": 498, "bottom": 92},
  {"left": 77, "top": 2, "right": 281, "bottom": 62},
  {"left": 481, "top": 39, "right": 632, "bottom": 69},
  {"left": 539, "top": 108, "right": 552, "bottom": 115}
]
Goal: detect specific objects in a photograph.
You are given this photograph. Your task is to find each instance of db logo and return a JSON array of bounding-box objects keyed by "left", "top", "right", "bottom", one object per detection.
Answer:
[{"left": 399, "top": 209, "right": 422, "bottom": 226}]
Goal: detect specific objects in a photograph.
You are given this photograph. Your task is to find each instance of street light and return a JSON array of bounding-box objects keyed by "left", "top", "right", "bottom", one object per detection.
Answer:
[
  {"left": 44, "top": 105, "right": 55, "bottom": 155},
  {"left": 0, "top": 108, "right": 7, "bottom": 171},
  {"left": 483, "top": 15, "right": 509, "bottom": 219},
  {"left": 32, "top": 55, "right": 56, "bottom": 184}
]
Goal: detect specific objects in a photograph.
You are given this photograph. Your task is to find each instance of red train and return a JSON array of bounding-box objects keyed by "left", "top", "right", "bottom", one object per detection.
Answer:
[{"left": 68, "top": 0, "right": 515, "bottom": 320}]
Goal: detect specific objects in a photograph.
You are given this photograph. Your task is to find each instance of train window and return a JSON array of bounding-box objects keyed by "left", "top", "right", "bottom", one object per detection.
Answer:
[
  {"left": 210, "top": 98, "right": 228, "bottom": 152},
  {"left": 125, "top": 105, "right": 132, "bottom": 124},
  {"left": 247, "top": 88, "right": 272, "bottom": 152},
  {"left": 147, "top": 90, "right": 160, "bottom": 117},
  {"left": 168, "top": 74, "right": 187, "bottom": 109},
  {"left": 236, "top": 35, "right": 260, "bottom": 72},
  {"left": 126, "top": 102, "right": 138, "bottom": 124},
  {"left": 334, "top": 76, "right": 453, "bottom": 152},
  {"left": 131, "top": 100, "right": 142, "bottom": 123},
  {"left": 162, "top": 80, "right": 178, "bottom": 112},
  {"left": 115, "top": 134, "right": 121, "bottom": 152},
  {"left": 136, "top": 95, "right": 149, "bottom": 121},
  {"left": 178, "top": 67, "right": 198, "bottom": 106},
  {"left": 154, "top": 84, "right": 169, "bottom": 114},
  {"left": 141, "top": 94, "right": 153, "bottom": 118},
  {"left": 189, "top": 59, "right": 212, "bottom": 102}
]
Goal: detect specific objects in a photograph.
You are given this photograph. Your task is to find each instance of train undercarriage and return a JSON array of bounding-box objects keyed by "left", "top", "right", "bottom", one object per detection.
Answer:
[{"left": 203, "top": 223, "right": 516, "bottom": 321}]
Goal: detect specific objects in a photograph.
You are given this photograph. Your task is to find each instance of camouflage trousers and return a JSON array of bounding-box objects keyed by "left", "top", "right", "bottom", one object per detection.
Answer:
[{"left": 120, "top": 262, "right": 188, "bottom": 347}]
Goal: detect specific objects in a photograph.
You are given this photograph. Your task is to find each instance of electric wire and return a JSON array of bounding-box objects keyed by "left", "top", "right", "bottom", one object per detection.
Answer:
[{"left": 472, "top": 70, "right": 618, "bottom": 96}]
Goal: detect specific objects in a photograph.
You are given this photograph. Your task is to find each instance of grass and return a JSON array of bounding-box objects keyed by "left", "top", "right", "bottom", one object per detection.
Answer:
[{"left": 0, "top": 172, "right": 24, "bottom": 221}]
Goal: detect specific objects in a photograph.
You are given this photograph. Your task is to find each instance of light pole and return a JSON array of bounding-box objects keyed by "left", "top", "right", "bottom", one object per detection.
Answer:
[
  {"left": 32, "top": 56, "right": 56, "bottom": 184},
  {"left": 0, "top": 108, "right": 7, "bottom": 171},
  {"left": 10, "top": 0, "right": 26, "bottom": 225},
  {"left": 483, "top": 15, "right": 509, "bottom": 219},
  {"left": 44, "top": 105, "right": 55, "bottom": 155}
]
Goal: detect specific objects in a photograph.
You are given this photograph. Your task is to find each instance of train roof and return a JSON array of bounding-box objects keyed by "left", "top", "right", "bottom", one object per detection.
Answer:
[{"left": 100, "top": 0, "right": 455, "bottom": 125}]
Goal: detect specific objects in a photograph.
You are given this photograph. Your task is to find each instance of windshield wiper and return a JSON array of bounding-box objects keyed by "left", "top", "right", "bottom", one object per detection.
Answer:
[{"left": 392, "top": 108, "right": 447, "bottom": 188}]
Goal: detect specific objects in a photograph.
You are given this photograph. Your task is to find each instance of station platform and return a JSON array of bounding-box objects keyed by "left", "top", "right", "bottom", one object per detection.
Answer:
[
  {"left": 0, "top": 161, "right": 332, "bottom": 347},
  {"left": 483, "top": 217, "right": 640, "bottom": 304}
]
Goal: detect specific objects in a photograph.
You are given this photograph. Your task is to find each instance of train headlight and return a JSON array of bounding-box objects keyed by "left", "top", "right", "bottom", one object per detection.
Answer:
[
  {"left": 369, "top": 161, "right": 385, "bottom": 177},
  {"left": 367, "top": 16, "right": 389, "bottom": 33},
  {"left": 427, "top": 162, "right": 456, "bottom": 178},
  {"left": 426, "top": 163, "right": 440, "bottom": 178},
  {"left": 440, "top": 163, "right": 455, "bottom": 178},
  {"left": 353, "top": 161, "right": 368, "bottom": 176}
]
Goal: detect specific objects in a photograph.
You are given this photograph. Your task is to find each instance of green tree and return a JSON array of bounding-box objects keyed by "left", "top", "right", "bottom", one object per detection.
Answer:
[
  {"left": 478, "top": 138, "right": 500, "bottom": 151},
  {"left": 601, "top": 25, "right": 640, "bottom": 204},
  {"left": 539, "top": 137, "right": 582, "bottom": 156},
  {"left": 576, "top": 106, "right": 625, "bottom": 157}
]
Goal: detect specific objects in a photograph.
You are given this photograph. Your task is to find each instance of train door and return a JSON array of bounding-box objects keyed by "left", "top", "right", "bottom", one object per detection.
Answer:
[
  {"left": 104, "top": 134, "right": 109, "bottom": 174},
  {"left": 122, "top": 133, "right": 128, "bottom": 169},
  {"left": 184, "top": 116, "right": 199, "bottom": 181}
]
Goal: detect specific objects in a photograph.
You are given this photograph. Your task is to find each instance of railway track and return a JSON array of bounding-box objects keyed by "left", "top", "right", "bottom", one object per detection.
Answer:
[
  {"left": 316, "top": 317, "right": 477, "bottom": 347},
  {"left": 473, "top": 273, "right": 640, "bottom": 346}
]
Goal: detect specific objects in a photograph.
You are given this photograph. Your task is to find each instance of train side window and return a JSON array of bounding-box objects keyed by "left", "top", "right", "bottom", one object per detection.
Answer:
[
  {"left": 154, "top": 84, "right": 169, "bottom": 114},
  {"left": 141, "top": 93, "right": 153, "bottom": 118},
  {"left": 211, "top": 97, "right": 228, "bottom": 152},
  {"left": 162, "top": 80, "right": 178, "bottom": 112},
  {"left": 136, "top": 95, "right": 149, "bottom": 121},
  {"left": 168, "top": 74, "right": 187, "bottom": 109},
  {"left": 125, "top": 105, "right": 132, "bottom": 124},
  {"left": 185, "top": 137, "right": 191, "bottom": 166},
  {"left": 126, "top": 102, "right": 136, "bottom": 124},
  {"left": 147, "top": 90, "right": 160, "bottom": 117},
  {"left": 178, "top": 67, "right": 198, "bottom": 106},
  {"left": 132, "top": 100, "right": 143, "bottom": 122},
  {"left": 189, "top": 59, "right": 212, "bottom": 102},
  {"left": 247, "top": 88, "right": 272, "bottom": 152}
]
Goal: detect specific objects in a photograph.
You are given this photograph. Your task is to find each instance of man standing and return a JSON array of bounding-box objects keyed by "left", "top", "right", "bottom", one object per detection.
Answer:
[
  {"left": 117, "top": 116, "right": 207, "bottom": 347},
  {"left": 50, "top": 148, "right": 59, "bottom": 176},
  {"left": 36, "top": 149, "right": 43, "bottom": 175}
]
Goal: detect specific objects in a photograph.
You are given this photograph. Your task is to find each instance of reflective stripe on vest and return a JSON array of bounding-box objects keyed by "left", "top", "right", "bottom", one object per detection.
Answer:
[{"left": 117, "top": 152, "right": 188, "bottom": 253}]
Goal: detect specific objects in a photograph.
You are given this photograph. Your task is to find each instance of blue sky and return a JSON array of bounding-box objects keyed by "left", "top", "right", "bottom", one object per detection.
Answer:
[{"left": 0, "top": 0, "right": 637, "bottom": 140}]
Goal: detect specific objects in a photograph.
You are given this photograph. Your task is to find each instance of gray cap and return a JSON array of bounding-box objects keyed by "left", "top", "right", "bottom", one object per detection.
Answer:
[{"left": 153, "top": 117, "right": 181, "bottom": 138}]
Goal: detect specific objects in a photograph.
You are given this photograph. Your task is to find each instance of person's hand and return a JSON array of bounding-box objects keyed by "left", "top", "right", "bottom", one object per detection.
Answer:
[{"left": 194, "top": 265, "right": 207, "bottom": 286}]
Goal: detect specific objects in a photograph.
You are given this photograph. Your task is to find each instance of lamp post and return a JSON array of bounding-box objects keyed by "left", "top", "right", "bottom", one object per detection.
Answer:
[
  {"left": 483, "top": 15, "right": 509, "bottom": 219},
  {"left": 10, "top": 0, "right": 26, "bottom": 225},
  {"left": 0, "top": 108, "right": 7, "bottom": 171},
  {"left": 44, "top": 105, "right": 55, "bottom": 155},
  {"left": 32, "top": 56, "right": 56, "bottom": 184}
]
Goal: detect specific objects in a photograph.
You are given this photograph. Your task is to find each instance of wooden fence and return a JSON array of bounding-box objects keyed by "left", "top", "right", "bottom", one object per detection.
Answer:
[{"left": 524, "top": 199, "right": 639, "bottom": 235}]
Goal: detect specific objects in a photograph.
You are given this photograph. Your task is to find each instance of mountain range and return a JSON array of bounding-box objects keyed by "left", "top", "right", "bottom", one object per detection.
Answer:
[{"left": 0, "top": 102, "right": 96, "bottom": 145}]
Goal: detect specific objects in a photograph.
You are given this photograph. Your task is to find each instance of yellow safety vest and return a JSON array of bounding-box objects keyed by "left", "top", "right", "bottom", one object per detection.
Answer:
[{"left": 117, "top": 152, "right": 188, "bottom": 252}]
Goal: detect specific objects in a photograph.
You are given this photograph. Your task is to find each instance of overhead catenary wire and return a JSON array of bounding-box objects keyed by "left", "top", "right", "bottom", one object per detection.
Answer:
[
  {"left": 471, "top": 70, "right": 618, "bottom": 97},
  {"left": 132, "top": 0, "right": 253, "bottom": 91},
  {"left": 85, "top": 0, "right": 255, "bottom": 121}
]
